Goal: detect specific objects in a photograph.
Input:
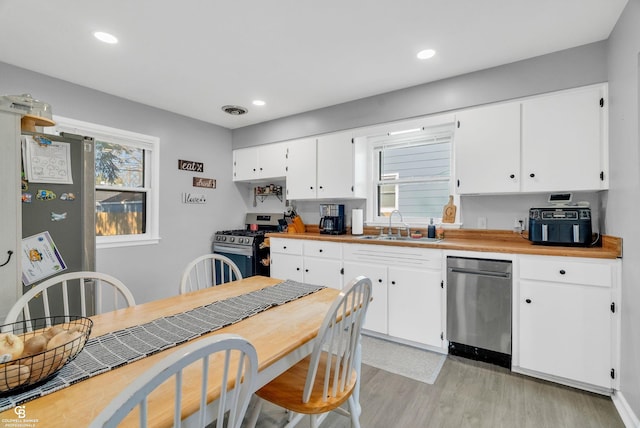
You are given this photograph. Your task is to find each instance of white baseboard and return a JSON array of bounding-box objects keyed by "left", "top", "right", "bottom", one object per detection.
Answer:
[{"left": 612, "top": 390, "right": 640, "bottom": 428}]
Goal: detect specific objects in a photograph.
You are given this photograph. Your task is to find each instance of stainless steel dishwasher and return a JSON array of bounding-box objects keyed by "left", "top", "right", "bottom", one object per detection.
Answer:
[{"left": 446, "top": 256, "right": 512, "bottom": 368}]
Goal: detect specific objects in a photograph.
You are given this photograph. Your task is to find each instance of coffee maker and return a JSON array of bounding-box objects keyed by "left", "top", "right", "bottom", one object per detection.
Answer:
[{"left": 319, "top": 204, "right": 346, "bottom": 235}]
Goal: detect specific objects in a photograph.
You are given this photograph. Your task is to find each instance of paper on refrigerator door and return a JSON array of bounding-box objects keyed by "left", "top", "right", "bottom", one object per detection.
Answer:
[
  {"left": 22, "top": 135, "right": 73, "bottom": 184},
  {"left": 21, "top": 231, "right": 67, "bottom": 286}
]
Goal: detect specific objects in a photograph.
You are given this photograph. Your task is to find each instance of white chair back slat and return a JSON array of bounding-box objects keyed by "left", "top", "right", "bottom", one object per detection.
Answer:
[
  {"left": 302, "top": 276, "right": 372, "bottom": 404},
  {"left": 89, "top": 334, "right": 258, "bottom": 428},
  {"left": 3, "top": 271, "right": 136, "bottom": 325},
  {"left": 80, "top": 278, "right": 87, "bottom": 317},
  {"left": 179, "top": 254, "right": 243, "bottom": 294}
]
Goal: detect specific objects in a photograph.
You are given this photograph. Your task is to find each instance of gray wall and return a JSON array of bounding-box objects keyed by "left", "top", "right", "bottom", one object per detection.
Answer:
[
  {"left": 233, "top": 41, "right": 608, "bottom": 148},
  {"left": 607, "top": 0, "right": 640, "bottom": 420},
  {"left": 0, "top": 62, "right": 246, "bottom": 304},
  {"left": 232, "top": 42, "right": 608, "bottom": 232}
]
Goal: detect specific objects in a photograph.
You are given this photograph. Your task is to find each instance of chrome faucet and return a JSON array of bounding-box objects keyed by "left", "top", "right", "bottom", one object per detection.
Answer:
[{"left": 388, "top": 210, "right": 407, "bottom": 237}]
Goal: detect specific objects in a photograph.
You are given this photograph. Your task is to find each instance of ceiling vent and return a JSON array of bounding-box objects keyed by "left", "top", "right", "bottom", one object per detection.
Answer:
[{"left": 221, "top": 105, "right": 248, "bottom": 115}]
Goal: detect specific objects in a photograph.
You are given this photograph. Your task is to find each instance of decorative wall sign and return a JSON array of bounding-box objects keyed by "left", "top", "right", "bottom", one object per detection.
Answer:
[
  {"left": 178, "top": 159, "right": 204, "bottom": 172},
  {"left": 193, "top": 177, "right": 216, "bottom": 189},
  {"left": 182, "top": 193, "right": 207, "bottom": 204}
]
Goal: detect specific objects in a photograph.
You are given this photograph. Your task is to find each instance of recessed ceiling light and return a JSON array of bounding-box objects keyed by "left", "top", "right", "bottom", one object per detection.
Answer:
[
  {"left": 94, "top": 31, "right": 118, "bottom": 44},
  {"left": 417, "top": 49, "right": 436, "bottom": 60},
  {"left": 252, "top": 100, "right": 266, "bottom": 106}
]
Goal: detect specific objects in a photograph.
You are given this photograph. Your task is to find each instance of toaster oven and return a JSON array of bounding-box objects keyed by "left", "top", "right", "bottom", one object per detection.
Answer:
[{"left": 528, "top": 207, "right": 593, "bottom": 246}]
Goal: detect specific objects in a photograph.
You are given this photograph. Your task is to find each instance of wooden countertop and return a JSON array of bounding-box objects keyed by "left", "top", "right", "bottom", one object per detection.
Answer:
[{"left": 268, "top": 227, "right": 622, "bottom": 259}]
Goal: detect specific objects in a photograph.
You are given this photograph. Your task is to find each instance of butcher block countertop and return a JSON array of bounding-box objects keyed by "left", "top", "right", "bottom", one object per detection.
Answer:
[{"left": 267, "top": 227, "right": 622, "bottom": 259}]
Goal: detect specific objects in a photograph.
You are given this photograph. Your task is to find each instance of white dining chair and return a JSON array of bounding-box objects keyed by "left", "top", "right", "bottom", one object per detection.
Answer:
[
  {"left": 247, "top": 275, "right": 372, "bottom": 428},
  {"left": 89, "top": 333, "right": 258, "bottom": 428},
  {"left": 3, "top": 271, "right": 135, "bottom": 327},
  {"left": 179, "top": 254, "right": 243, "bottom": 294}
]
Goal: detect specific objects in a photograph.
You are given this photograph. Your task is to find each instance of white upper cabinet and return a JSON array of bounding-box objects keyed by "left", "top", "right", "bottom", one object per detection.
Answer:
[
  {"left": 317, "top": 132, "right": 355, "bottom": 199},
  {"left": 454, "top": 84, "right": 608, "bottom": 195},
  {"left": 285, "top": 131, "right": 366, "bottom": 200},
  {"left": 521, "top": 85, "right": 608, "bottom": 192},
  {"left": 232, "top": 142, "right": 287, "bottom": 182},
  {"left": 285, "top": 137, "right": 317, "bottom": 200},
  {"left": 455, "top": 102, "right": 521, "bottom": 194}
]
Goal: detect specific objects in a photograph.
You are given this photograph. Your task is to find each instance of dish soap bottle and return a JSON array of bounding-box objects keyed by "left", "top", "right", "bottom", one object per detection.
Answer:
[
  {"left": 427, "top": 218, "right": 436, "bottom": 239},
  {"left": 436, "top": 223, "right": 444, "bottom": 240}
]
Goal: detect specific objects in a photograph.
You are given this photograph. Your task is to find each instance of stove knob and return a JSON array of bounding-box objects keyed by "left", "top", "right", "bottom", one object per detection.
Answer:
[
  {"left": 229, "top": 237, "right": 235, "bottom": 243},
  {"left": 238, "top": 238, "right": 245, "bottom": 244},
  {"left": 221, "top": 236, "right": 226, "bottom": 242}
]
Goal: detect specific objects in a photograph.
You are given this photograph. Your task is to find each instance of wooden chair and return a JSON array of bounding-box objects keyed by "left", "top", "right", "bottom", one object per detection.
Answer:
[
  {"left": 89, "top": 333, "right": 258, "bottom": 428},
  {"left": 247, "top": 275, "right": 372, "bottom": 428},
  {"left": 179, "top": 254, "right": 243, "bottom": 294},
  {"left": 3, "top": 271, "right": 135, "bottom": 327}
]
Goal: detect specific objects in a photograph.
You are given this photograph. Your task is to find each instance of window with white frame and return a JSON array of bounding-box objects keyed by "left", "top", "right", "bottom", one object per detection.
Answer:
[
  {"left": 53, "top": 117, "right": 160, "bottom": 248},
  {"left": 369, "top": 123, "right": 454, "bottom": 224}
]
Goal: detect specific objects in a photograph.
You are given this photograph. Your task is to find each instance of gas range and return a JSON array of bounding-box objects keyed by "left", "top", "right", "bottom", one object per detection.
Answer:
[
  {"left": 212, "top": 213, "right": 284, "bottom": 278},
  {"left": 213, "top": 230, "right": 266, "bottom": 247}
]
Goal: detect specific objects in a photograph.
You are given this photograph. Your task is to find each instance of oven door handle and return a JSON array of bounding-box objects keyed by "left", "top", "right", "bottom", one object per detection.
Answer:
[{"left": 213, "top": 244, "right": 253, "bottom": 257}]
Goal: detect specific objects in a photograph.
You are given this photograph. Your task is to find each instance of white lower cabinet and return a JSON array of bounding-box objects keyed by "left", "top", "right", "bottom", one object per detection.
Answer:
[
  {"left": 516, "top": 256, "right": 619, "bottom": 390},
  {"left": 270, "top": 238, "right": 343, "bottom": 289},
  {"left": 269, "top": 238, "right": 304, "bottom": 282},
  {"left": 388, "top": 266, "right": 442, "bottom": 347},
  {"left": 343, "top": 261, "right": 388, "bottom": 334},
  {"left": 343, "top": 244, "right": 443, "bottom": 349}
]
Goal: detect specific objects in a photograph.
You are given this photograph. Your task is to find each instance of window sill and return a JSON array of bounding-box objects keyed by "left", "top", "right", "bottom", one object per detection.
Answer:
[{"left": 97, "top": 236, "right": 161, "bottom": 250}]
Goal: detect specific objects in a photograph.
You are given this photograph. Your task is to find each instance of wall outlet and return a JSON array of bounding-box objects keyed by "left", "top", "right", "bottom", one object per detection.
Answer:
[{"left": 477, "top": 217, "right": 487, "bottom": 229}]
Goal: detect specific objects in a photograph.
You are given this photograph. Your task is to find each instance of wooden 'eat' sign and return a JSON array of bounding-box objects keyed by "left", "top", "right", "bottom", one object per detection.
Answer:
[{"left": 178, "top": 159, "right": 203, "bottom": 172}]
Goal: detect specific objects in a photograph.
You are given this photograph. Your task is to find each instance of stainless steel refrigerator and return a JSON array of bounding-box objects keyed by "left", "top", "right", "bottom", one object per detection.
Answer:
[{"left": 20, "top": 131, "right": 96, "bottom": 317}]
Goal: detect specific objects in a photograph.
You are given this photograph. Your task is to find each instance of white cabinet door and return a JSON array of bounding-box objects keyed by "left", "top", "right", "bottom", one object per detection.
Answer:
[
  {"left": 317, "top": 132, "right": 354, "bottom": 199},
  {"left": 270, "top": 253, "right": 303, "bottom": 282},
  {"left": 232, "top": 147, "right": 258, "bottom": 181},
  {"left": 343, "top": 261, "right": 388, "bottom": 334},
  {"left": 519, "top": 279, "right": 612, "bottom": 388},
  {"left": 233, "top": 143, "right": 287, "bottom": 181},
  {"left": 522, "top": 85, "right": 606, "bottom": 192},
  {"left": 285, "top": 137, "right": 317, "bottom": 200},
  {"left": 258, "top": 142, "right": 287, "bottom": 179},
  {"left": 454, "top": 102, "right": 521, "bottom": 194},
  {"left": 303, "top": 257, "right": 343, "bottom": 289},
  {"left": 388, "top": 266, "right": 442, "bottom": 347}
]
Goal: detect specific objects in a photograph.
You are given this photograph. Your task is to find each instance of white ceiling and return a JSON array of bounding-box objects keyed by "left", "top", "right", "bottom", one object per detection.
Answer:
[{"left": 0, "top": 1, "right": 628, "bottom": 129}]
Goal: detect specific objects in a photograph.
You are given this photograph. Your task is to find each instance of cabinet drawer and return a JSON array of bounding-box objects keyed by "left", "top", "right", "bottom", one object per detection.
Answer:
[
  {"left": 303, "top": 240, "right": 342, "bottom": 259},
  {"left": 343, "top": 243, "right": 442, "bottom": 270},
  {"left": 270, "top": 238, "right": 303, "bottom": 255},
  {"left": 519, "top": 256, "right": 612, "bottom": 288}
]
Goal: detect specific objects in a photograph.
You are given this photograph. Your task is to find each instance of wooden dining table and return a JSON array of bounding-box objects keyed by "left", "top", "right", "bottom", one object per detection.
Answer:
[{"left": 0, "top": 276, "right": 341, "bottom": 427}]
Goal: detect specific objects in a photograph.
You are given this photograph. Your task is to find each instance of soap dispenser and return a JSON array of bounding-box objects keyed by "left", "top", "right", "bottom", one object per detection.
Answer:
[{"left": 427, "top": 218, "right": 436, "bottom": 239}]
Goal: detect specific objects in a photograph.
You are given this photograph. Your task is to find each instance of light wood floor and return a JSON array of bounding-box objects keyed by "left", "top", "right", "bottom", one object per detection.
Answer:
[{"left": 248, "top": 355, "right": 625, "bottom": 428}]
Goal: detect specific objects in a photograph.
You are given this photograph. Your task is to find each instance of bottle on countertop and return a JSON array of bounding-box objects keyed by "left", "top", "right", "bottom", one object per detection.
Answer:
[
  {"left": 436, "top": 223, "right": 444, "bottom": 240},
  {"left": 427, "top": 218, "right": 436, "bottom": 239}
]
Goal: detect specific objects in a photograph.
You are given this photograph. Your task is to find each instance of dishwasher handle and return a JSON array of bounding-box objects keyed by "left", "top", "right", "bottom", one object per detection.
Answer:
[{"left": 448, "top": 267, "right": 511, "bottom": 279}]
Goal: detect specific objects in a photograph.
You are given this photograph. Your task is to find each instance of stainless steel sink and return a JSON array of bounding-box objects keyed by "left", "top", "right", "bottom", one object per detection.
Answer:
[{"left": 356, "top": 235, "right": 443, "bottom": 243}]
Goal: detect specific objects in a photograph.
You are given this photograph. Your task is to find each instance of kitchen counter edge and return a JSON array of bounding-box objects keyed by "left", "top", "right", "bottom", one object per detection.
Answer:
[{"left": 266, "top": 229, "right": 622, "bottom": 259}]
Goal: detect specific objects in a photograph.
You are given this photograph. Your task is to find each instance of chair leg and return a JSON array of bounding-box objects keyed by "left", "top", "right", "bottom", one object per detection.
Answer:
[
  {"left": 283, "top": 411, "right": 305, "bottom": 428},
  {"left": 245, "top": 396, "right": 263, "bottom": 428},
  {"left": 348, "top": 395, "right": 361, "bottom": 428}
]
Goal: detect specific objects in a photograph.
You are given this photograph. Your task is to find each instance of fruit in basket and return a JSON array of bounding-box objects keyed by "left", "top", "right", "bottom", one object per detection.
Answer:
[
  {"left": 43, "top": 325, "right": 65, "bottom": 341},
  {"left": 46, "top": 329, "right": 83, "bottom": 369},
  {"left": 22, "top": 334, "right": 48, "bottom": 357},
  {"left": 0, "top": 333, "right": 24, "bottom": 363},
  {"left": 0, "top": 364, "right": 30, "bottom": 392}
]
